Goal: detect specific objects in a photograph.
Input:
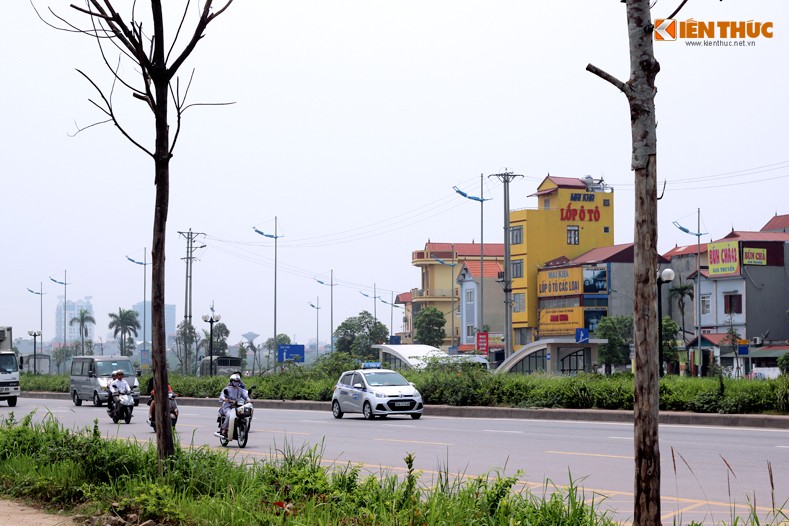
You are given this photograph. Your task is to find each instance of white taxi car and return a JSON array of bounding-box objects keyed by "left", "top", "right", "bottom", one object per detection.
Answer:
[{"left": 331, "top": 365, "right": 423, "bottom": 420}]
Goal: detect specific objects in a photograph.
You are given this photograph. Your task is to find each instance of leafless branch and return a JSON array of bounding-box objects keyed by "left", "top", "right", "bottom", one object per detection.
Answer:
[
  {"left": 167, "top": 0, "right": 194, "bottom": 64},
  {"left": 586, "top": 63, "right": 628, "bottom": 94},
  {"left": 168, "top": 0, "right": 234, "bottom": 80},
  {"left": 68, "top": 118, "right": 113, "bottom": 137}
]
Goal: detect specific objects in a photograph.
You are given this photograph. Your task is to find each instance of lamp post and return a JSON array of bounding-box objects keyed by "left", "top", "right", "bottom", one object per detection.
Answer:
[
  {"left": 454, "top": 175, "right": 491, "bottom": 332},
  {"left": 315, "top": 271, "right": 335, "bottom": 350},
  {"left": 26, "top": 283, "right": 45, "bottom": 356},
  {"left": 254, "top": 217, "right": 283, "bottom": 348},
  {"left": 673, "top": 209, "right": 706, "bottom": 377},
  {"left": 308, "top": 298, "right": 320, "bottom": 356},
  {"left": 432, "top": 244, "right": 456, "bottom": 348},
  {"left": 488, "top": 170, "right": 523, "bottom": 359},
  {"left": 27, "top": 330, "right": 41, "bottom": 375},
  {"left": 360, "top": 283, "right": 381, "bottom": 322},
  {"left": 49, "top": 271, "right": 69, "bottom": 348},
  {"left": 380, "top": 293, "right": 404, "bottom": 342},
  {"left": 657, "top": 268, "right": 676, "bottom": 377},
  {"left": 201, "top": 310, "right": 221, "bottom": 377},
  {"left": 126, "top": 248, "right": 148, "bottom": 354}
]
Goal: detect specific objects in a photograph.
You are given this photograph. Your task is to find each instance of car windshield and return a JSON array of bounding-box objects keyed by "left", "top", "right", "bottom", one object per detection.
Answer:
[
  {"left": 0, "top": 354, "right": 18, "bottom": 373},
  {"left": 96, "top": 361, "right": 133, "bottom": 377},
  {"left": 363, "top": 371, "right": 409, "bottom": 387}
]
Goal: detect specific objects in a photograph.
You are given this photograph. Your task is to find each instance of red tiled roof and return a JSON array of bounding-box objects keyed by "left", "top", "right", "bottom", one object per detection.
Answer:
[
  {"left": 686, "top": 333, "right": 730, "bottom": 347},
  {"left": 570, "top": 244, "right": 633, "bottom": 264},
  {"left": 761, "top": 214, "right": 789, "bottom": 232},
  {"left": 395, "top": 292, "right": 412, "bottom": 304},
  {"left": 663, "top": 243, "right": 709, "bottom": 259},
  {"left": 424, "top": 242, "right": 504, "bottom": 257},
  {"left": 546, "top": 176, "right": 588, "bottom": 188},
  {"left": 461, "top": 260, "right": 503, "bottom": 278},
  {"left": 721, "top": 231, "right": 789, "bottom": 242}
]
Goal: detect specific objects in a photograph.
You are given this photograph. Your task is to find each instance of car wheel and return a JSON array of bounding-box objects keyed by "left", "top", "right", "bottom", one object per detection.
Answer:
[
  {"left": 73, "top": 391, "right": 82, "bottom": 407},
  {"left": 7, "top": 397, "right": 17, "bottom": 407},
  {"left": 363, "top": 401, "right": 375, "bottom": 420},
  {"left": 410, "top": 413, "right": 422, "bottom": 420},
  {"left": 93, "top": 392, "right": 102, "bottom": 407},
  {"left": 332, "top": 400, "right": 344, "bottom": 419}
]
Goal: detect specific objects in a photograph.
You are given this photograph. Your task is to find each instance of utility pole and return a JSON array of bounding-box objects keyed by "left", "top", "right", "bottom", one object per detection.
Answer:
[
  {"left": 488, "top": 170, "right": 523, "bottom": 360},
  {"left": 179, "top": 229, "right": 205, "bottom": 373}
]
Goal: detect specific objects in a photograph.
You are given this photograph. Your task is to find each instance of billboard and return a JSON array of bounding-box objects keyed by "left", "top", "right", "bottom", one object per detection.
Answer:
[
  {"left": 539, "top": 307, "right": 584, "bottom": 336},
  {"left": 537, "top": 268, "right": 582, "bottom": 297},
  {"left": 742, "top": 247, "right": 766, "bottom": 266},
  {"left": 708, "top": 241, "right": 740, "bottom": 276},
  {"left": 278, "top": 344, "right": 305, "bottom": 363},
  {"left": 583, "top": 266, "right": 608, "bottom": 293}
]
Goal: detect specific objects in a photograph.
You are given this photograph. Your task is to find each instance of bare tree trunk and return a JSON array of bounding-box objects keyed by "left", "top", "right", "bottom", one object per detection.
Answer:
[{"left": 587, "top": 1, "right": 661, "bottom": 523}]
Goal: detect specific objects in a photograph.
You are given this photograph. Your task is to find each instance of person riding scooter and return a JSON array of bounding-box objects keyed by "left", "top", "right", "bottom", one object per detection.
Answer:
[
  {"left": 214, "top": 373, "right": 248, "bottom": 438},
  {"left": 106, "top": 370, "right": 118, "bottom": 414},
  {"left": 109, "top": 370, "right": 131, "bottom": 417}
]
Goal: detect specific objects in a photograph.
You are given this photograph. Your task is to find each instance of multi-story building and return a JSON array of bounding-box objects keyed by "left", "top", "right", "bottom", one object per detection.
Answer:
[
  {"left": 132, "top": 301, "right": 177, "bottom": 343},
  {"left": 456, "top": 260, "right": 506, "bottom": 358},
  {"left": 54, "top": 296, "right": 95, "bottom": 345},
  {"left": 402, "top": 241, "right": 504, "bottom": 348},
  {"left": 509, "top": 176, "right": 615, "bottom": 347}
]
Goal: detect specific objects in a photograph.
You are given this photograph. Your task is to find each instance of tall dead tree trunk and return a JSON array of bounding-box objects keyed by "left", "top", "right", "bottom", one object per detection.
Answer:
[
  {"left": 587, "top": 1, "right": 661, "bottom": 523},
  {"left": 47, "top": 0, "right": 235, "bottom": 463}
]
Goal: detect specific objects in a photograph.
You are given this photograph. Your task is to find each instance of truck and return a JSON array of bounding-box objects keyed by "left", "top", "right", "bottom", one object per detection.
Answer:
[{"left": 0, "top": 326, "right": 20, "bottom": 406}]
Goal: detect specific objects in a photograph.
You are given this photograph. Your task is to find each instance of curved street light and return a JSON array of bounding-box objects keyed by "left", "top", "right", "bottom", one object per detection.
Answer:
[
  {"left": 315, "top": 271, "right": 335, "bottom": 350},
  {"left": 254, "top": 217, "right": 284, "bottom": 347},
  {"left": 432, "top": 246, "right": 457, "bottom": 349},
  {"left": 673, "top": 209, "right": 706, "bottom": 377},
  {"left": 454, "top": 177, "right": 491, "bottom": 332},
  {"left": 26, "top": 283, "right": 45, "bottom": 357},
  {"left": 126, "top": 249, "right": 148, "bottom": 355},
  {"left": 308, "top": 299, "right": 320, "bottom": 356},
  {"left": 49, "top": 271, "right": 69, "bottom": 347}
]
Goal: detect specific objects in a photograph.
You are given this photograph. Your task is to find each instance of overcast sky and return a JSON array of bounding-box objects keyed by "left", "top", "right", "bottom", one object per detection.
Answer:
[{"left": 3, "top": 1, "right": 787, "bottom": 350}]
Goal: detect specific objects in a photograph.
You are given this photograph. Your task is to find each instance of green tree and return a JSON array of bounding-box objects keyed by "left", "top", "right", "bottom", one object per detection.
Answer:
[
  {"left": 199, "top": 322, "right": 230, "bottom": 358},
  {"left": 108, "top": 308, "right": 140, "bottom": 357},
  {"left": 660, "top": 316, "right": 680, "bottom": 374},
  {"left": 69, "top": 308, "right": 96, "bottom": 356},
  {"left": 595, "top": 315, "right": 633, "bottom": 375},
  {"left": 335, "top": 311, "right": 388, "bottom": 360},
  {"left": 669, "top": 279, "right": 694, "bottom": 343},
  {"left": 52, "top": 342, "right": 79, "bottom": 374},
  {"left": 236, "top": 341, "right": 248, "bottom": 372},
  {"left": 414, "top": 306, "right": 446, "bottom": 349},
  {"left": 777, "top": 353, "right": 789, "bottom": 376},
  {"left": 174, "top": 321, "right": 199, "bottom": 375}
]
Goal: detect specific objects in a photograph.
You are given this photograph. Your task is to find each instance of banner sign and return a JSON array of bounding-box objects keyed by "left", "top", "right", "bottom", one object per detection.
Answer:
[
  {"left": 476, "top": 332, "right": 489, "bottom": 353},
  {"left": 538, "top": 267, "right": 582, "bottom": 297},
  {"left": 708, "top": 241, "right": 740, "bottom": 276},
  {"left": 539, "top": 307, "right": 584, "bottom": 336},
  {"left": 742, "top": 247, "right": 766, "bottom": 266},
  {"left": 583, "top": 266, "right": 608, "bottom": 293}
]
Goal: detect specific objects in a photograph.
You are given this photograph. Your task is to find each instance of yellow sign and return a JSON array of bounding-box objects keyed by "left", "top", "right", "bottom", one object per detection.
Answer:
[
  {"left": 539, "top": 307, "right": 583, "bottom": 336},
  {"left": 537, "top": 268, "right": 582, "bottom": 297},
  {"left": 742, "top": 247, "right": 766, "bottom": 266},
  {"left": 708, "top": 241, "right": 740, "bottom": 276}
]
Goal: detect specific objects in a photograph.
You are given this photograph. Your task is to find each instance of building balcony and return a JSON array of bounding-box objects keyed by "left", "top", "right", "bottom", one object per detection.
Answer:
[{"left": 411, "top": 288, "right": 454, "bottom": 301}]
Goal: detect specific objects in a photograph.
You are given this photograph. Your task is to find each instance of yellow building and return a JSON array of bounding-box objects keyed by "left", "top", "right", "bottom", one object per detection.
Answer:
[{"left": 509, "top": 176, "right": 615, "bottom": 346}]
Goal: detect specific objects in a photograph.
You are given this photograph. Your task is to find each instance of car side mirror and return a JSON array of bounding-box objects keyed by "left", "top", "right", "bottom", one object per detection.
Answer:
[{"left": 352, "top": 383, "right": 363, "bottom": 389}]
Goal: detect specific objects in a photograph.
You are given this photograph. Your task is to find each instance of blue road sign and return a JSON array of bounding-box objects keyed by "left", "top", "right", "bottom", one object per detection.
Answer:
[
  {"left": 278, "top": 344, "right": 305, "bottom": 363},
  {"left": 576, "top": 328, "right": 590, "bottom": 343}
]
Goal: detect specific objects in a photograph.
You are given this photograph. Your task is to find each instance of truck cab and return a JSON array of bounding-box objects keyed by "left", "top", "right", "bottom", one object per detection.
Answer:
[{"left": 0, "top": 327, "right": 20, "bottom": 407}]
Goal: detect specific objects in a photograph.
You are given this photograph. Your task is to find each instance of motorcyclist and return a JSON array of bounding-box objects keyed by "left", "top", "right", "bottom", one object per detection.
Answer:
[
  {"left": 106, "top": 370, "right": 118, "bottom": 413},
  {"left": 148, "top": 382, "right": 174, "bottom": 425},
  {"left": 214, "top": 373, "right": 249, "bottom": 438},
  {"left": 109, "top": 369, "right": 131, "bottom": 416}
]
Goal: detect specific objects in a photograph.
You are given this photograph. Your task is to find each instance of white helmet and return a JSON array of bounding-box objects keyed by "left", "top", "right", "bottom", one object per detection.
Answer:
[{"left": 229, "top": 373, "right": 241, "bottom": 383}]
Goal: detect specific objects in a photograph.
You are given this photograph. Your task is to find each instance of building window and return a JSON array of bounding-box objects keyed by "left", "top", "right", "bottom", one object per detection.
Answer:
[
  {"left": 513, "top": 293, "right": 525, "bottom": 312},
  {"left": 567, "top": 226, "right": 579, "bottom": 245},
  {"left": 510, "top": 225, "right": 523, "bottom": 245},
  {"left": 604, "top": 226, "right": 610, "bottom": 233},
  {"left": 511, "top": 259, "right": 523, "bottom": 279},
  {"left": 465, "top": 290, "right": 474, "bottom": 304},
  {"left": 543, "top": 198, "right": 550, "bottom": 210},
  {"left": 466, "top": 325, "right": 475, "bottom": 337},
  {"left": 724, "top": 293, "right": 742, "bottom": 314},
  {"left": 603, "top": 199, "right": 611, "bottom": 207},
  {"left": 701, "top": 294, "right": 711, "bottom": 315}
]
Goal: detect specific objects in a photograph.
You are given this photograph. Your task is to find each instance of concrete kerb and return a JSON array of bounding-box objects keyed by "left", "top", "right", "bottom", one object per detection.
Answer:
[{"left": 20, "top": 392, "right": 789, "bottom": 429}]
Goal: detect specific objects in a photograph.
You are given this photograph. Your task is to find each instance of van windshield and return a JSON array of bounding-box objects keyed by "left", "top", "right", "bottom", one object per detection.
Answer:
[
  {"left": 0, "top": 353, "right": 18, "bottom": 373},
  {"left": 96, "top": 360, "right": 133, "bottom": 377}
]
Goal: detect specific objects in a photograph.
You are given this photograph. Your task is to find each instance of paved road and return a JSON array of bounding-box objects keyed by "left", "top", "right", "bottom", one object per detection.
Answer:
[{"left": 7, "top": 395, "right": 789, "bottom": 525}]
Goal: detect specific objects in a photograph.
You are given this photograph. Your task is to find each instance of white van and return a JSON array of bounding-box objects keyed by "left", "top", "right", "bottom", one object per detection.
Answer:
[
  {"left": 0, "top": 350, "right": 20, "bottom": 407},
  {"left": 70, "top": 356, "right": 140, "bottom": 407}
]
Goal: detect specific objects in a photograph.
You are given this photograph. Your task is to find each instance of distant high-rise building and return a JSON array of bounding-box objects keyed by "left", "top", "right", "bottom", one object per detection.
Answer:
[
  {"left": 54, "top": 296, "right": 95, "bottom": 345},
  {"left": 132, "top": 301, "right": 177, "bottom": 344}
]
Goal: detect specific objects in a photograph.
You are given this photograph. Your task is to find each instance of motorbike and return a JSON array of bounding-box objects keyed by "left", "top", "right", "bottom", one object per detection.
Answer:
[
  {"left": 109, "top": 388, "right": 134, "bottom": 424},
  {"left": 215, "top": 388, "right": 254, "bottom": 448},
  {"left": 148, "top": 391, "right": 179, "bottom": 431}
]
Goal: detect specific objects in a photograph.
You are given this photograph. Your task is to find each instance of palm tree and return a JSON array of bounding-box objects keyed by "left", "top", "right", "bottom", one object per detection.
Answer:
[
  {"left": 70, "top": 309, "right": 96, "bottom": 356},
  {"left": 670, "top": 279, "right": 695, "bottom": 346},
  {"left": 108, "top": 308, "right": 140, "bottom": 357}
]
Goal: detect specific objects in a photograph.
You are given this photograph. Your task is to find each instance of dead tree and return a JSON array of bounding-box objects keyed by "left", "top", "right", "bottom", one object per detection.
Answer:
[
  {"left": 41, "top": 0, "right": 234, "bottom": 462},
  {"left": 586, "top": 1, "right": 662, "bottom": 524}
]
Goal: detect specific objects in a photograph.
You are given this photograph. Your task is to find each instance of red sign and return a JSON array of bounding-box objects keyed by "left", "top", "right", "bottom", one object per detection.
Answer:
[{"left": 476, "top": 332, "right": 489, "bottom": 354}]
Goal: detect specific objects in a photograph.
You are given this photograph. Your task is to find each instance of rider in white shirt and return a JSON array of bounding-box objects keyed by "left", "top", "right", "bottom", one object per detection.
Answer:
[
  {"left": 215, "top": 373, "right": 249, "bottom": 437},
  {"left": 109, "top": 370, "right": 131, "bottom": 414}
]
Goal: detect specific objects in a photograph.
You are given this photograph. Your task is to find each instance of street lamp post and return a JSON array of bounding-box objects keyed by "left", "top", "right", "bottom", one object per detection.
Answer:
[
  {"left": 308, "top": 298, "right": 320, "bottom": 356},
  {"left": 454, "top": 175, "right": 491, "bottom": 332},
  {"left": 673, "top": 209, "right": 706, "bottom": 377},
  {"left": 315, "top": 271, "right": 335, "bottom": 350},
  {"left": 201, "top": 311, "right": 221, "bottom": 377},
  {"left": 432, "top": 244, "right": 456, "bottom": 348},
  {"left": 657, "top": 268, "right": 676, "bottom": 377},
  {"left": 126, "top": 248, "right": 148, "bottom": 354},
  {"left": 360, "top": 283, "right": 381, "bottom": 322},
  {"left": 488, "top": 170, "right": 523, "bottom": 359},
  {"left": 254, "top": 217, "right": 283, "bottom": 348},
  {"left": 27, "top": 330, "right": 41, "bottom": 374},
  {"left": 26, "top": 283, "right": 45, "bottom": 356},
  {"left": 49, "top": 271, "right": 69, "bottom": 348}
]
